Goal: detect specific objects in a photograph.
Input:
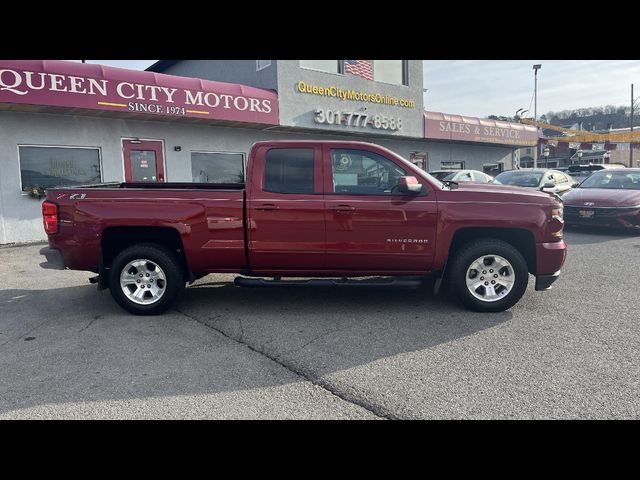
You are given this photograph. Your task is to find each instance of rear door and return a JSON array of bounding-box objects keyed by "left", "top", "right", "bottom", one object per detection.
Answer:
[
  {"left": 322, "top": 144, "right": 437, "bottom": 273},
  {"left": 246, "top": 143, "right": 325, "bottom": 272}
]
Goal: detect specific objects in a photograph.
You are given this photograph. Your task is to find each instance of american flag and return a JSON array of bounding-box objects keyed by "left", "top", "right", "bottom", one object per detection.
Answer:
[{"left": 344, "top": 60, "right": 373, "bottom": 80}]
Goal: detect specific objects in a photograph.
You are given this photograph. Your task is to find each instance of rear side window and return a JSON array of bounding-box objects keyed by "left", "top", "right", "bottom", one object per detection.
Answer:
[
  {"left": 472, "top": 171, "right": 488, "bottom": 182},
  {"left": 457, "top": 171, "right": 473, "bottom": 182},
  {"left": 264, "top": 148, "right": 315, "bottom": 194}
]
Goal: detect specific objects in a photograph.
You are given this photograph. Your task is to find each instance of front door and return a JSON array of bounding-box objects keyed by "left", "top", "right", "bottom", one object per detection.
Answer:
[
  {"left": 123, "top": 139, "right": 165, "bottom": 182},
  {"left": 323, "top": 145, "right": 438, "bottom": 273}
]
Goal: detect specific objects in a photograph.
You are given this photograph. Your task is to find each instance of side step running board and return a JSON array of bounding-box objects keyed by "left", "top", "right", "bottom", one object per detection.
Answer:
[{"left": 234, "top": 276, "right": 423, "bottom": 289}]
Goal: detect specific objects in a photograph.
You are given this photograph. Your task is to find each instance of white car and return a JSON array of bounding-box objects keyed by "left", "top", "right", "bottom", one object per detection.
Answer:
[{"left": 429, "top": 169, "right": 495, "bottom": 183}]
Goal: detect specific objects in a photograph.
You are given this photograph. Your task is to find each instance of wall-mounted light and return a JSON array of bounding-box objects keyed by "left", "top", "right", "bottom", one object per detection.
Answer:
[{"left": 174, "top": 146, "right": 182, "bottom": 151}]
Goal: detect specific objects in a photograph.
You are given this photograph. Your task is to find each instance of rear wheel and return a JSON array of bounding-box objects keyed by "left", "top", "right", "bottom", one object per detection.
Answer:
[
  {"left": 109, "top": 243, "right": 185, "bottom": 315},
  {"left": 448, "top": 238, "right": 529, "bottom": 312}
]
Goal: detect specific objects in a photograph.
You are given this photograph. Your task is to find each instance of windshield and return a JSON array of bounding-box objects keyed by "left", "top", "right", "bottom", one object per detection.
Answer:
[
  {"left": 579, "top": 171, "right": 640, "bottom": 189},
  {"left": 494, "top": 171, "right": 543, "bottom": 187},
  {"left": 569, "top": 166, "right": 603, "bottom": 173}
]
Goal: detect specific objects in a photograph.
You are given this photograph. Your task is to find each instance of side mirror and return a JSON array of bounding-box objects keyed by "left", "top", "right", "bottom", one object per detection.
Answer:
[
  {"left": 397, "top": 176, "right": 422, "bottom": 194},
  {"left": 540, "top": 182, "right": 555, "bottom": 191},
  {"left": 571, "top": 182, "right": 580, "bottom": 188}
]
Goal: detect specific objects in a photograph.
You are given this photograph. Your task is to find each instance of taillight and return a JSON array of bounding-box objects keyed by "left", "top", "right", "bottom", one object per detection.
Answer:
[{"left": 42, "top": 201, "right": 59, "bottom": 234}]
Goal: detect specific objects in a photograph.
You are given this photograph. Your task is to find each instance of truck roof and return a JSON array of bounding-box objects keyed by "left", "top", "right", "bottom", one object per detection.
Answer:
[{"left": 251, "top": 140, "right": 385, "bottom": 148}]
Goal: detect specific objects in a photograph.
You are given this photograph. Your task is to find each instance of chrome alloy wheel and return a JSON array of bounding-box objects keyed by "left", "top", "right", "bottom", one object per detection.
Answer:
[
  {"left": 119, "top": 259, "right": 167, "bottom": 305},
  {"left": 465, "top": 254, "right": 515, "bottom": 303}
]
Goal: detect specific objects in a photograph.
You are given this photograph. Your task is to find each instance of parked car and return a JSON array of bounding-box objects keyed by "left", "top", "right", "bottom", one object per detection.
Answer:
[
  {"left": 567, "top": 164, "right": 625, "bottom": 185},
  {"left": 429, "top": 169, "right": 495, "bottom": 183},
  {"left": 41, "top": 140, "right": 566, "bottom": 315},
  {"left": 562, "top": 168, "right": 640, "bottom": 229},
  {"left": 494, "top": 169, "right": 579, "bottom": 196}
]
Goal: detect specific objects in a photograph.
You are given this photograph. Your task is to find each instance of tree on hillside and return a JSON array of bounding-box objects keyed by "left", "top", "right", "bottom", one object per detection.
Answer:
[{"left": 545, "top": 104, "right": 638, "bottom": 130}]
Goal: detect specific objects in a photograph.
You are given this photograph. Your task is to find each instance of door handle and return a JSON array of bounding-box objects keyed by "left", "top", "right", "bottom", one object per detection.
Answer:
[
  {"left": 331, "top": 205, "right": 355, "bottom": 213},
  {"left": 256, "top": 203, "right": 279, "bottom": 211}
]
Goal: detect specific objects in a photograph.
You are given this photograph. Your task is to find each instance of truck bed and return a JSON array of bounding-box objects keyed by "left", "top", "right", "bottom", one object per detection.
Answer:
[
  {"left": 46, "top": 182, "right": 247, "bottom": 273},
  {"left": 52, "top": 182, "right": 245, "bottom": 190}
]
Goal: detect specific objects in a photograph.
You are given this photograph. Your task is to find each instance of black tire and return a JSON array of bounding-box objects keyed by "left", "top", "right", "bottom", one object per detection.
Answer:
[
  {"left": 109, "top": 243, "right": 185, "bottom": 315},
  {"left": 448, "top": 238, "right": 529, "bottom": 312}
]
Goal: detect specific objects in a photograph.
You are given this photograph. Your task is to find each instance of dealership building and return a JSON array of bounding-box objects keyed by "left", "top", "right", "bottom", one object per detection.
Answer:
[{"left": 0, "top": 59, "right": 537, "bottom": 244}]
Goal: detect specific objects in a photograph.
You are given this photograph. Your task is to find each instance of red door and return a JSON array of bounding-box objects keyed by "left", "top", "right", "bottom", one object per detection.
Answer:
[
  {"left": 322, "top": 144, "right": 438, "bottom": 273},
  {"left": 123, "top": 140, "right": 165, "bottom": 182},
  {"left": 246, "top": 143, "right": 325, "bottom": 272}
]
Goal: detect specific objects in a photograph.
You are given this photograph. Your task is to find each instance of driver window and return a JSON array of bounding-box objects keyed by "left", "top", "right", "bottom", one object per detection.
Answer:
[{"left": 330, "top": 149, "right": 408, "bottom": 195}]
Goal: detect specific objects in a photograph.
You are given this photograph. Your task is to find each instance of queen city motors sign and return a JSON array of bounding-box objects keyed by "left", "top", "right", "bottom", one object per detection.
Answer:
[{"left": 0, "top": 60, "right": 279, "bottom": 125}]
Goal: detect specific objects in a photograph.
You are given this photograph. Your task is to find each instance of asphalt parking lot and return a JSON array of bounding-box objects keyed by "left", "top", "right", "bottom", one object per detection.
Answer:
[{"left": 1, "top": 227, "right": 639, "bottom": 419}]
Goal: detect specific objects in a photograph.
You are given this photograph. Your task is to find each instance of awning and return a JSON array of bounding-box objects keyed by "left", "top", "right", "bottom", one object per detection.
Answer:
[
  {"left": 424, "top": 111, "right": 538, "bottom": 147},
  {"left": 0, "top": 60, "right": 279, "bottom": 126}
]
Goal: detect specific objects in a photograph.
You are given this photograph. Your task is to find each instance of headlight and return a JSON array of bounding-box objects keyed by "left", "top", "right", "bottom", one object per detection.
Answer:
[
  {"left": 551, "top": 207, "right": 563, "bottom": 221},
  {"left": 550, "top": 207, "right": 564, "bottom": 238}
]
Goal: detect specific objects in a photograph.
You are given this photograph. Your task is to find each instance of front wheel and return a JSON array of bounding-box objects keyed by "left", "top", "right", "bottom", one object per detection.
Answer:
[
  {"left": 448, "top": 238, "right": 529, "bottom": 312},
  {"left": 109, "top": 243, "right": 185, "bottom": 315}
]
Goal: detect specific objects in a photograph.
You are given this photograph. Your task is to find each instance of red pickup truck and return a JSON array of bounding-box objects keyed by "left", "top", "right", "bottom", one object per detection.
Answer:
[{"left": 41, "top": 140, "right": 566, "bottom": 315}]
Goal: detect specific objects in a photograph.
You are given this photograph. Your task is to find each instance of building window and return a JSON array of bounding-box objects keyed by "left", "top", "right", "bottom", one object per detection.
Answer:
[
  {"left": 256, "top": 60, "right": 271, "bottom": 71},
  {"left": 441, "top": 161, "right": 464, "bottom": 170},
  {"left": 373, "top": 60, "right": 408, "bottom": 86},
  {"left": 18, "top": 146, "right": 101, "bottom": 191},
  {"left": 264, "top": 148, "right": 315, "bottom": 194},
  {"left": 483, "top": 162, "right": 504, "bottom": 176},
  {"left": 191, "top": 152, "right": 245, "bottom": 184},
  {"left": 299, "top": 60, "right": 341, "bottom": 74}
]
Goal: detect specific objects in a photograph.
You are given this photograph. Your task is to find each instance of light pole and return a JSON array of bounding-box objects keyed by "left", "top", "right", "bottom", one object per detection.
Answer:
[
  {"left": 631, "top": 84, "right": 640, "bottom": 167},
  {"left": 543, "top": 146, "right": 550, "bottom": 168},
  {"left": 533, "top": 64, "right": 542, "bottom": 168}
]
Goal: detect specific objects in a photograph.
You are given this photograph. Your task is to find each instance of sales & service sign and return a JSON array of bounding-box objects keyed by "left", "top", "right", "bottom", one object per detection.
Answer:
[{"left": 424, "top": 111, "right": 538, "bottom": 147}]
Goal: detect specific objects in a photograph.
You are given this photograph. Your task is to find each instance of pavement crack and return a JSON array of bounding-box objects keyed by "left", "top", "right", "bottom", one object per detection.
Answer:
[
  {"left": 284, "top": 326, "right": 345, "bottom": 357},
  {"left": 0, "top": 317, "right": 56, "bottom": 347},
  {"left": 77, "top": 316, "right": 100, "bottom": 334},
  {"left": 173, "top": 307, "right": 394, "bottom": 420},
  {"left": 237, "top": 317, "right": 245, "bottom": 342}
]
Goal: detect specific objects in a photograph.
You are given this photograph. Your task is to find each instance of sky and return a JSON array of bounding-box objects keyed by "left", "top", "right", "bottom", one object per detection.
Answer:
[
  {"left": 423, "top": 60, "right": 640, "bottom": 118},
  {"left": 70, "top": 60, "right": 640, "bottom": 119}
]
